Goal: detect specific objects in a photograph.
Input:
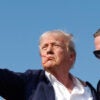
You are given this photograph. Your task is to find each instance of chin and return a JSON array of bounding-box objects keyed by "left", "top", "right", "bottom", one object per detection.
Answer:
[{"left": 43, "top": 65, "right": 54, "bottom": 70}]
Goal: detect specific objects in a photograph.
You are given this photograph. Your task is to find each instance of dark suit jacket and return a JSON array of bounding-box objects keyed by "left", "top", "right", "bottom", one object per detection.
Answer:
[
  {"left": 0, "top": 69, "right": 97, "bottom": 100},
  {"left": 97, "top": 80, "right": 100, "bottom": 100}
]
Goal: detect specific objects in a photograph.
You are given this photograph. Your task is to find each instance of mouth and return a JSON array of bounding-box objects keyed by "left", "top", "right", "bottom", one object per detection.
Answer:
[
  {"left": 48, "top": 56, "right": 54, "bottom": 59},
  {"left": 42, "top": 55, "right": 55, "bottom": 64}
]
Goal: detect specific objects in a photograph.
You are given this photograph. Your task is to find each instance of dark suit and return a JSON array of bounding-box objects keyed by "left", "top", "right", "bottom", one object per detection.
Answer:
[
  {"left": 97, "top": 80, "right": 100, "bottom": 100},
  {"left": 0, "top": 69, "right": 97, "bottom": 100}
]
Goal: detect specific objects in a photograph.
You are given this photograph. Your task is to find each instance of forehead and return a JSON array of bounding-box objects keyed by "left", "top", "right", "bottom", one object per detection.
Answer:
[
  {"left": 94, "top": 36, "right": 100, "bottom": 50},
  {"left": 40, "top": 33, "right": 66, "bottom": 43},
  {"left": 94, "top": 36, "right": 100, "bottom": 42}
]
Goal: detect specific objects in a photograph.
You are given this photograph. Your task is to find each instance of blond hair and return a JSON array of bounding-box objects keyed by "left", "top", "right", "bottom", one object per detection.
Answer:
[{"left": 39, "top": 30, "right": 76, "bottom": 54}]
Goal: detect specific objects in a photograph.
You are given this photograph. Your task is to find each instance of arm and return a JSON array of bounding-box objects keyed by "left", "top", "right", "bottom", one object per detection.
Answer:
[{"left": 0, "top": 69, "right": 25, "bottom": 100}]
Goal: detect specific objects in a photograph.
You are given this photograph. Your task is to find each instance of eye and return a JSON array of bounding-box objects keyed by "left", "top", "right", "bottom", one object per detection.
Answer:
[
  {"left": 53, "top": 43, "right": 62, "bottom": 48},
  {"left": 41, "top": 44, "right": 48, "bottom": 50}
]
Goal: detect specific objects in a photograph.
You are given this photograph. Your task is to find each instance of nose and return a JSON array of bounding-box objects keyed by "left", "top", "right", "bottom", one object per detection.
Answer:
[{"left": 47, "top": 45, "right": 54, "bottom": 54}]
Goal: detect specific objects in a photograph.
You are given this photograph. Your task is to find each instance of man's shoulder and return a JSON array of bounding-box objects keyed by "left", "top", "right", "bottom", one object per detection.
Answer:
[
  {"left": 97, "top": 80, "right": 100, "bottom": 92},
  {"left": 23, "top": 69, "right": 46, "bottom": 81},
  {"left": 97, "top": 80, "right": 100, "bottom": 87},
  {"left": 97, "top": 80, "right": 100, "bottom": 100},
  {"left": 86, "top": 81, "right": 98, "bottom": 100},
  {"left": 24, "top": 69, "right": 44, "bottom": 75}
]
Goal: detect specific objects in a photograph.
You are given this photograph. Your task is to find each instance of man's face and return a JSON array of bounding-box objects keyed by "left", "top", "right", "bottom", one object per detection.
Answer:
[
  {"left": 94, "top": 36, "right": 100, "bottom": 50},
  {"left": 39, "top": 33, "right": 74, "bottom": 71},
  {"left": 93, "top": 35, "right": 100, "bottom": 58}
]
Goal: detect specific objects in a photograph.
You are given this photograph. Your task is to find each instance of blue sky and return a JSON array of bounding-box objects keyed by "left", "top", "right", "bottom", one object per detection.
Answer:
[{"left": 0, "top": 0, "right": 100, "bottom": 89}]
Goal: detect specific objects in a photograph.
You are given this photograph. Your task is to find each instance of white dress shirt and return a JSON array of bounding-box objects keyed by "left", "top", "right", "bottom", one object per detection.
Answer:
[{"left": 45, "top": 71, "right": 93, "bottom": 100}]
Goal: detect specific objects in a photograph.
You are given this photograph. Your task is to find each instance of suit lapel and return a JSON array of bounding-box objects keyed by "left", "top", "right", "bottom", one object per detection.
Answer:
[
  {"left": 38, "top": 70, "right": 55, "bottom": 100},
  {"left": 43, "top": 82, "right": 55, "bottom": 100},
  {"left": 29, "top": 70, "right": 55, "bottom": 100}
]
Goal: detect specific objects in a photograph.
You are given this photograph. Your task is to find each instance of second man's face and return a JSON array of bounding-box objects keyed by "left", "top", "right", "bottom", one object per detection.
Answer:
[
  {"left": 93, "top": 35, "right": 100, "bottom": 59},
  {"left": 94, "top": 36, "right": 100, "bottom": 50}
]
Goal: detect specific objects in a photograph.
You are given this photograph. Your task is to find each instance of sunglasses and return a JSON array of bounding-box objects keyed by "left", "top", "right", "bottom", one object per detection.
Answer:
[{"left": 93, "top": 50, "right": 100, "bottom": 59}]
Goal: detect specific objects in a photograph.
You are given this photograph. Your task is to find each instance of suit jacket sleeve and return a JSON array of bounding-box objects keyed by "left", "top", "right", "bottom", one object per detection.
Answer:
[{"left": 0, "top": 69, "right": 25, "bottom": 100}]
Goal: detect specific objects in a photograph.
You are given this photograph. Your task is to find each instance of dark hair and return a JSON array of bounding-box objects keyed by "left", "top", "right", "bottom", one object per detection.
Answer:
[{"left": 93, "top": 29, "right": 100, "bottom": 37}]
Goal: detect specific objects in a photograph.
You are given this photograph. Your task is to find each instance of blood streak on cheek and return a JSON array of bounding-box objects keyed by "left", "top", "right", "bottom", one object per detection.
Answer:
[{"left": 41, "top": 55, "right": 49, "bottom": 64}]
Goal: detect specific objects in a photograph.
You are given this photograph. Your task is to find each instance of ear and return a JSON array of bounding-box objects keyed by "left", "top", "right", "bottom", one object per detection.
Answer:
[{"left": 70, "top": 52, "right": 76, "bottom": 62}]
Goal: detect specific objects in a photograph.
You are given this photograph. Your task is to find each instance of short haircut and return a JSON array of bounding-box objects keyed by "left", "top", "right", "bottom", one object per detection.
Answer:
[
  {"left": 39, "top": 30, "right": 76, "bottom": 54},
  {"left": 93, "top": 29, "right": 100, "bottom": 37}
]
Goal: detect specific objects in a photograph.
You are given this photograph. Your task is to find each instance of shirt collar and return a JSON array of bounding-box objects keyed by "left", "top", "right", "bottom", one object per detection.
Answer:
[{"left": 45, "top": 71, "right": 86, "bottom": 94}]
